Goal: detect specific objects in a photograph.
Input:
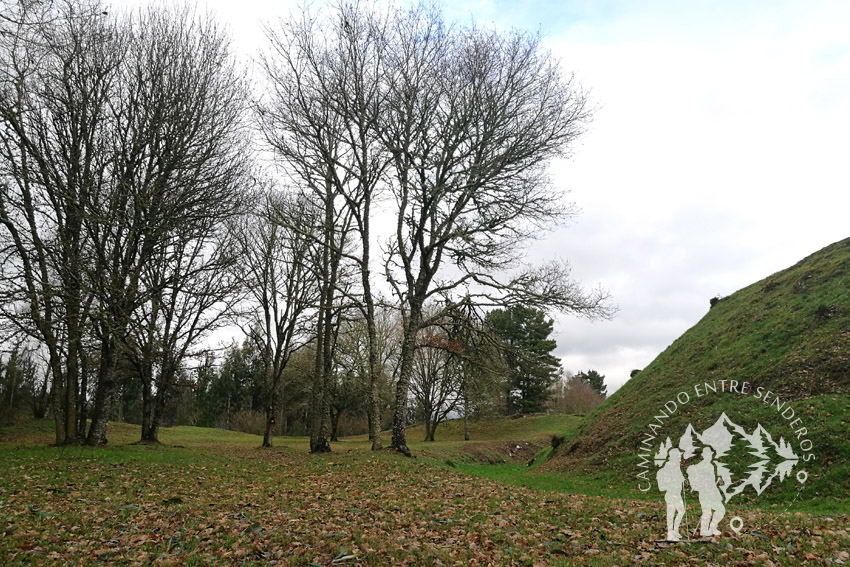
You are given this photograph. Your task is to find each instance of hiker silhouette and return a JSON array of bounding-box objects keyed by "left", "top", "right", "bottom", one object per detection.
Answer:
[
  {"left": 686, "top": 446, "right": 725, "bottom": 536},
  {"left": 656, "top": 447, "right": 685, "bottom": 541}
]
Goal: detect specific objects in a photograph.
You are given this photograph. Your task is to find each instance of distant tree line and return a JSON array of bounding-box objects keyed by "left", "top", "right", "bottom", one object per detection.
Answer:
[
  {"left": 0, "top": 302, "right": 609, "bottom": 439},
  {"left": 0, "top": 0, "right": 614, "bottom": 450}
]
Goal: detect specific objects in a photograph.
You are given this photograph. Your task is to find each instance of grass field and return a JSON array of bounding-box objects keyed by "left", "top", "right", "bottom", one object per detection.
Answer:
[{"left": 1, "top": 418, "right": 847, "bottom": 566}]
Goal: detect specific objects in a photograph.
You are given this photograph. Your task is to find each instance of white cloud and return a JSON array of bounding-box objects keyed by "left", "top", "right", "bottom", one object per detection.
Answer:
[{"left": 527, "top": 1, "right": 850, "bottom": 392}]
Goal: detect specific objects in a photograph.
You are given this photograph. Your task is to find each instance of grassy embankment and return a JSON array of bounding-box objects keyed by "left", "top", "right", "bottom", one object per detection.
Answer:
[{"left": 544, "top": 238, "right": 850, "bottom": 515}]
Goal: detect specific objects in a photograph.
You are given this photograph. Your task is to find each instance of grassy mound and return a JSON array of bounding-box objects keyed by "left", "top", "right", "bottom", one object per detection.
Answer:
[{"left": 542, "top": 237, "right": 850, "bottom": 509}]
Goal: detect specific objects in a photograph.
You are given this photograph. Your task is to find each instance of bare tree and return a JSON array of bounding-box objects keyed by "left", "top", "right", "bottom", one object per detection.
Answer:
[
  {"left": 327, "top": 358, "right": 365, "bottom": 442},
  {"left": 259, "top": 2, "right": 390, "bottom": 451},
  {"left": 330, "top": 305, "right": 400, "bottom": 441},
  {"left": 0, "top": 0, "right": 121, "bottom": 444},
  {"left": 0, "top": 1, "right": 247, "bottom": 445},
  {"left": 442, "top": 301, "right": 507, "bottom": 441},
  {"left": 410, "top": 327, "right": 461, "bottom": 442},
  {"left": 83, "top": 4, "right": 247, "bottom": 446},
  {"left": 258, "top": 2, "right": 613, "bottom": 455},
  {"left": 128, "top": 219, "right": 242, "bottom": 444},
  {"left": 309, "top": 196, "right": 354, "bottom": 452},
  {"left": 230, "top": 190, "right": 317, "bottom": 448},
  {"left": 380, "top": 5, "right": 614, "bottom": 455},
  {"left": 548, "top": 370, "right": 604, "bottom": 414}
]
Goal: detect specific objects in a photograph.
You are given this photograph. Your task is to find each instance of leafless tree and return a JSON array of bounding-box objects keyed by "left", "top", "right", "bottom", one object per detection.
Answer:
[
  {"left": 259, "top": 2, "right": 390, "bottom": 451},
  {"left": 410, "top": 327, "right": 461, "bottom": 442},
  {"left": 548, "top": 370, "right": 604, "bottom": 414},
  {"left": 230, "top": 189, "right": 317, "bottom": 448},
  {"left": 258, "top": 2, "right": 613, "bottom": 455},
  {"left": 442, "top": 300, "right": 507, "bottom": 441},
  {"left": 0, "top": 0, "right": 248, "bottom": 445},
  {"left": 83, "top": 4, "right": 247, "bottom": 445},
  {"left": 0, "top": 0, "right": 121, "bottom": 444},
  {"left": 379, "top": 4, "right": 614, "bottom": 455},
  {"left": 331, "top": 304, "right": 400, "bottom": 440},
  {"left": 128, "top": 219, "right": 242, "bottom": 444}
]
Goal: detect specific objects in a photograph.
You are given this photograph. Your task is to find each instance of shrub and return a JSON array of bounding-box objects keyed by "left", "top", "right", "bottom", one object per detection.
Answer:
[
  {"left": 814, "top": 303, "right": 837, "bottom": 321},
  {"left": 230, "top": 410, "right": 268, "bottom": 436}
]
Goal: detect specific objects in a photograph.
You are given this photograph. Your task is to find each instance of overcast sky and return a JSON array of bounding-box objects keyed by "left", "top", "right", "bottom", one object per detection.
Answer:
[{"left": 115, "top": 0, "right": 850, "bottom": 392}]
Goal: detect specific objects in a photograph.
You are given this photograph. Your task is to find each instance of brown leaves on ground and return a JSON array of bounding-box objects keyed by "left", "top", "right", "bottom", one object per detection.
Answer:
[{"left": 0, "top": 443, "right": 847, "bottom": 566}]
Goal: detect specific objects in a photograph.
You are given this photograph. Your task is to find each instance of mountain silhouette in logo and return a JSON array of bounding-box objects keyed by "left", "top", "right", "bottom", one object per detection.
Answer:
[{"left": 700, "top": 412, "right": 749, "bottom": 459}]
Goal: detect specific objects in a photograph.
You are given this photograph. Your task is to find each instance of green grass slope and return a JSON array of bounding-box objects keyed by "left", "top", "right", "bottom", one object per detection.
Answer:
[
  {"left": 542, "top": 237, "right": 850, "bottom": 509},
  {"left": 399, "top": 413, "right": 581, "bottom": 444}
]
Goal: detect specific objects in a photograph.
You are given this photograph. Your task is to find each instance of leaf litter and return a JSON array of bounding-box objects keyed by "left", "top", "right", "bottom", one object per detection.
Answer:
[{"left": 0, "top": 442, "right": 846, "bottom": 565}]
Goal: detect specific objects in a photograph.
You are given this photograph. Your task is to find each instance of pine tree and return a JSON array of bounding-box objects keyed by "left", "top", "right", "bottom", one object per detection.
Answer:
[
  {"left": 486, "top": 306, "right": 561, "bottom": 414},
  {"left": 575, "top": 369, "right": 608, "bottom": 398}
]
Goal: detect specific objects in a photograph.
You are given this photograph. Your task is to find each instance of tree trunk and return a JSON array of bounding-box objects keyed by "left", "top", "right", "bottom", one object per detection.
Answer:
[
  {"left": 143, "top": 384, "right": 168, "bottom": 444},
  {"left": 424, "top": 419, "right": 434, "bottom": 442},
  {"left": 48, "top": 352, "right": 64, "bottom": 445},
  {"left": 360, "top": 194, "right": 382, "bottom": 451},
  {"left": 145, "top": 420, "right": 161, "bottom": 444},
  {"left": 63, "top": 340, "right": 78, "bottom": 445},
  {"left": 143, "top": 357, "right": 176, "bottom": 444},
  {"left": 389, "top": 374, "right": 411, "bottom": 455},
  {"left": 63, "top": 284, "right": 85, "bottom": 445},
  {"left": 330, "top": 407, "right": 341, "bottom": 443},
  {"left": 309, "top": 309, "right": 328, "bottom": 452},
  {"left": 140, "top": 373, "right": 152, "bottom": 440},
  {"left": 309, "top": 177, "right": 338, "bottom": 455},
  {"left": 75, "top": 354, "right": 89, "bottom": 439},
  {"left": 309, "top": 323, "right": 332, "bottom": 453},
  {"left": 313, "top": 314, "right": 333, "bottom": 452},
  {"left": 262, "top": 402, "right": 275, "bottom": 448},
  {"left": 143, "top": 410, "right": 160, "bottom": 443},
  {"left": 86, "top": 336, "right": 115, "bottom": 446},
  {"left": 390, "top": 307, "right": 421, "bottom": 457},
  {"left": 368, "top": 372, "right": 382, "bottom": 449},
  {"left": 365, "top": 298, "right": 382, "bottom": 450},
  {"left": 427, "top": 420, "right": 438, "bottom": 442}
]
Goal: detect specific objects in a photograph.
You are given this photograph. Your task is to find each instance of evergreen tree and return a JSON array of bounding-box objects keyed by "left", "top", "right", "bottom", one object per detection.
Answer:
[
  {"left": 486, "top": 306, "right": 561, "bottom": 414},
  {"left": 575, "top": 369, "right": 607, "bottom": 398}
]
